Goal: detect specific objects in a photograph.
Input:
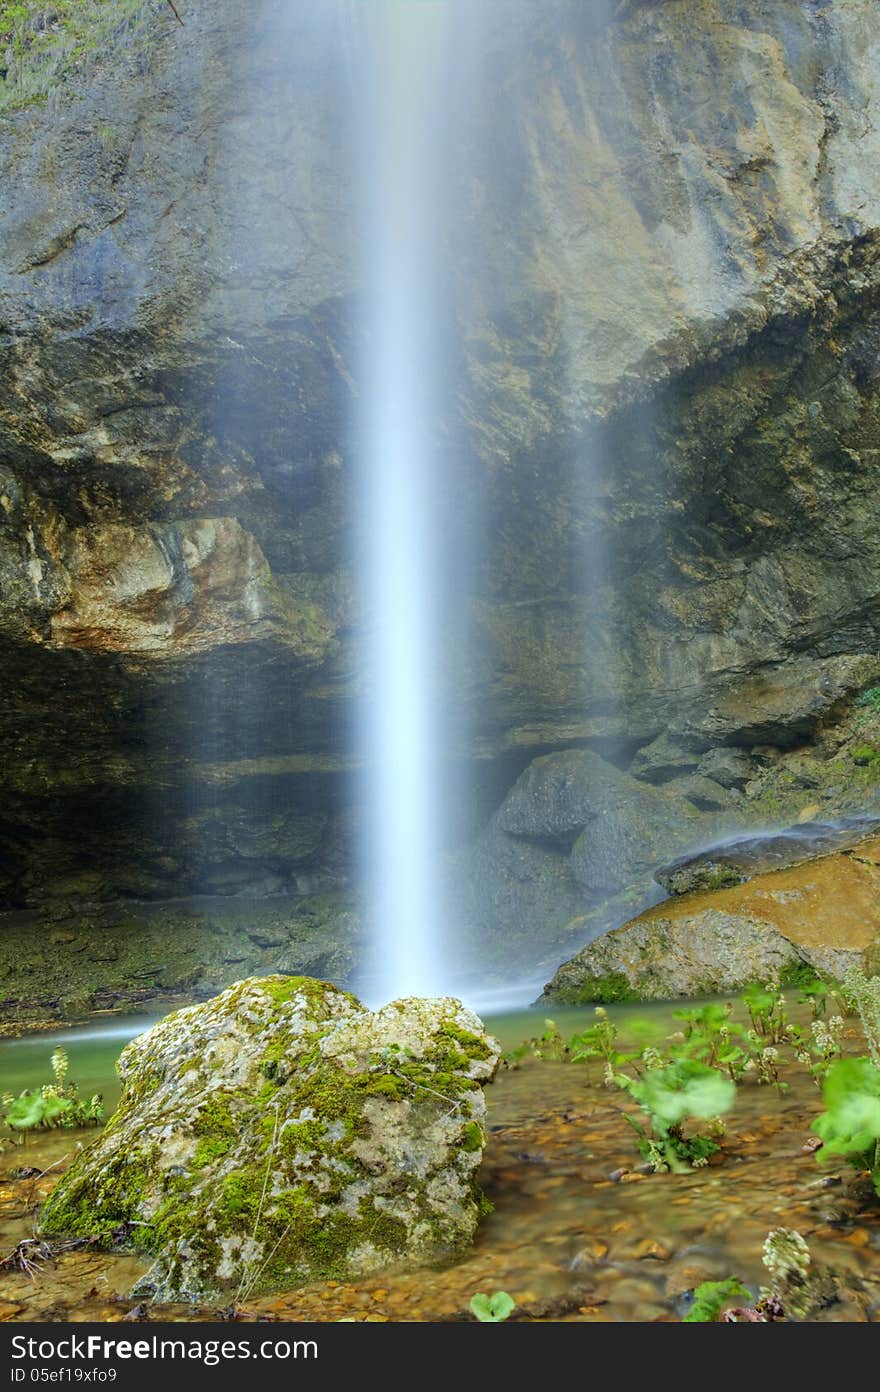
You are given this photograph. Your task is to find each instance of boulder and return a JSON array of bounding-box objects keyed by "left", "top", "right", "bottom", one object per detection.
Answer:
[
  {"left": 655, "top": 817, "right": 880, "bottom": 895},
  {"left": 543, "top": 836, "right": 880, "bottom": 1003},
  {"left": 630, "top": 734, "right": 702, "bottom": 784},
  {"left": 39, "top": 976, "right": 500, "bottom": 1301},
  {"left": 495, "top": 746, "right": 715, "bottom": 894},
  {"left": 697, "top": 748, "right": 759, "bottom": 791}
]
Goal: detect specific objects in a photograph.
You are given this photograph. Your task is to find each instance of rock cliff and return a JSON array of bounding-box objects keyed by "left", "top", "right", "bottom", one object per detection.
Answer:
[{"left": 2, "top": 0, "right": 880, "bottom": 1011}]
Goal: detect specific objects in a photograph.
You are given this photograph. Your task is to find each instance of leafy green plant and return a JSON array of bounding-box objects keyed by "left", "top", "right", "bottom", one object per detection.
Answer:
[
  {"left": 743, "top": 1040, "right": 787, "bottom": 1093},
  {"left": 684, "top": 1278, "right": 751, "bottom": 1323},
  {"left": 567, "top": 1008, "right": 642, "bottom": 1082},
  {"left": 470, "top": 1291, "right": 515, "bottom": 1323},
  {"left": 1, "top": 1048, "right": 103, "bottom": 1134},
  {"left": 683, "top": 1229, "right": 830, "bottom": 1323},
  {"left": 795, "top": 974, "right": 831, "bottom": 1020},
  {"left": 741, "top": 983, "right": 794, "bottom": 1045},
  {"left": 673, "top": 1002, "right": 748, "bottom": 1079},
  {"left": 813, "top": 1056, "right": 880, "bottom": 1193},
  {"left": 508, "top": 1010, "right": 740, "bottom": 1170},
  {"left": 504, "top": 1018, "right": 568, "bottom": 1064},
  {"left": 616, "top": 1058, "right": 736, "bottom": 1172}
]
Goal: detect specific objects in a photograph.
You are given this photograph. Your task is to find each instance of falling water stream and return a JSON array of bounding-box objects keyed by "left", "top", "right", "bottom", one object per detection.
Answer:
[{"left": 352, "top": 1, "right": 458, "bottom": 1004}]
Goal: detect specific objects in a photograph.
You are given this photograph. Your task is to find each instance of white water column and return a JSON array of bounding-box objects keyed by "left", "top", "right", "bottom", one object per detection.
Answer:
[{"left": 352, "top": 1, "right": 454, "bottom": 1002}]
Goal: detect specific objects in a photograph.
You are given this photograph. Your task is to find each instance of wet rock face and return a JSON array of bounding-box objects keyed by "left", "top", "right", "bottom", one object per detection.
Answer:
[
  {"left": 39, "top": 976, "right": 500, "bottom": 1301},
  {"left": 3, "top": 0, "right": 880, "bottom": 989},
  {"left": 543, "top": 835, "right": 880, "bottom": 1002},
  {"left": 656, "top": 817, "right": 880, "bottom": 896}
]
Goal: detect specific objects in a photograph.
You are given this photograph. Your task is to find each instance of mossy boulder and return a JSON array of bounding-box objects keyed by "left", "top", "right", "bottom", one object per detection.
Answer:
[
  {"left": 543, "top": 836, "right": 880, "bottom": 1003},
  {"left": 39, "top": 975, "right": 500, "bottom": 1302}
]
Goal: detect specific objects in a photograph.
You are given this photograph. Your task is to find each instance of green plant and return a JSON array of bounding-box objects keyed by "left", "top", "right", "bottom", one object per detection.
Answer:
[
  {"left": 795, "top": 974, "right": 831, "bottom": 1020},
  {"left": 741, "top": 983, "right": 795, "bottom": 1045},
  {"left": 743, "top": 1041, "right": 788, "bottom": 1093},
  {"left": 470, "top": 1291, "right": 515, "bottom": 1323},
  {"left": 795, "top": 1015, "right": 844, "bottom": 1086},
  {"left": 673, "top": 1002, "right": 748, "bottom": 1079},
  {"left": 856, "top": 686, "right": 880, "bottom": 710},
  {"left": 504, "top": 1018, "right": 568, "bottom": 1064},
  {"left": 841, "top": 966, "right": 880, "bottom": 1065},
  {"left": 684, "top": 1229, "right": 831, "bottom": 1323},
  {"left": 616, "top": 1058, "right": 736, "bottom": 1172},
  {"left": 567, "top": 1007, "right": 642, "bottom": 1083},
  {"left": 1, "top": 1047, "right": 104, "bottom": 1134},
  {"left": 683, "top": 1278, "right": 751, "bottom": 1323},
  {"left": 758, "top": 1228, "right": 836, "bottom": 1319},
  {"left": 852, "top": 744, "right": 880, "bottom": 777},
  {"left": 814, "top": 1056, "right": 880, "bottom": 1193},
  {"left": 0, "top": 0, "right": 159, "bottom": 113},
  {"left": 761, "top": 1228, "right": 809, "bottom": 1287}
]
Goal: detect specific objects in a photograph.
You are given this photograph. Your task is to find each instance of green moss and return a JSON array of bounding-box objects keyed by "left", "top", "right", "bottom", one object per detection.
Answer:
[
  {"left": 439, "top": 1022, "right": 493, "bottom": 1061},
  {"left": 701, "top": 869, "right": 744, "bottom": 891},
  {"left": 462, "top": 1121, "right": 484, "bottom": 1153},
  {"left": 851, "top": 745, "right": 880, "bottom": 783},
  {"left": 553, "top": 971, "right": 640, "bottom": 1005},
  {"left": 278, "top": 1118, "right": 326, "bottom": 1155},
  {"left": 40, "top": 1143, "right": 160, "bottom": 1242},
  {"left": 192, "top": 1136, "right": 232, "bottom": 1169},
  {"left": 364, "top": 1074, "right": 404, "bottom": 1098},
  {"left": 778, "top": 962, "right": 824, "bottom": 991},
  {"left": 258, "top": 974, "right": 357, "bottom": 1017},
  {"left": 217, "top": 1169, "right": 262, "bottom": 1223},
  {"left": 852, "top": 744, "right": 880, "bottom": 763},
  {"left": 192, "top": 1095, "right": 237, "bottom": 1137}
]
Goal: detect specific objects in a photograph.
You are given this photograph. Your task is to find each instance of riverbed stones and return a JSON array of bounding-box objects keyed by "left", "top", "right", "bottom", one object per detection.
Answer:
[{"left": 38, "top": 976, "right": 500, "bottom": 1302}]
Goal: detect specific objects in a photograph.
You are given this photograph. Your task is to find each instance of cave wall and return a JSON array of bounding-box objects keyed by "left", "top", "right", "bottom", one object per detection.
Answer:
[{"left": 1, "top": 0, "right": 880, "bottom": 1013}]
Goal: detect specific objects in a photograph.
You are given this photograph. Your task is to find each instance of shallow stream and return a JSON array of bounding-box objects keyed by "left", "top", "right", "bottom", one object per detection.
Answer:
[{"left": 1, "top": 1002, "right": 878, "bottom": 1322}]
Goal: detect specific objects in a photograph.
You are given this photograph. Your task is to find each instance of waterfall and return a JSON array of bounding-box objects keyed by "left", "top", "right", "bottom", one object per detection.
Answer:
[{"left": 348, "top": 2, "right": 457, "bottom": 1003}]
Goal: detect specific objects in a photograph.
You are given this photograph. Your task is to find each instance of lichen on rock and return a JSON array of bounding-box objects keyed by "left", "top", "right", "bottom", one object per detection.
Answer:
[{"left": 38, "top": 975, "right": 500, "bottom": 1302}]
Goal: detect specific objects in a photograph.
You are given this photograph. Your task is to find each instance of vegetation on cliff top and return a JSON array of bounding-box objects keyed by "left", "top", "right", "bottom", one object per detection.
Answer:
[{"left": 0, "top": 0, "right": 173, "bottom": 111}]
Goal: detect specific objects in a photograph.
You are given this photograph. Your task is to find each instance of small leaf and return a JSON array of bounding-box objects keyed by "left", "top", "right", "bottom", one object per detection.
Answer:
[
  {"left": 5, "top": 1091, "right": 47, "bottom": 1131},
  {"left": 40, "top": 1092, "right": 74, "bottom": 1126},
  {"left": 684, "top": 1278, "right": 751, "bottom": 1323},
  {"left": 470, "top": 1291, "right": 515, "bottom": 1322},
  {"left": 488, "top": 1292, "right": 515, "bottom": 1321},
  {"left": 815, "top": 1057, "right": 880, "bottom": 1162}
]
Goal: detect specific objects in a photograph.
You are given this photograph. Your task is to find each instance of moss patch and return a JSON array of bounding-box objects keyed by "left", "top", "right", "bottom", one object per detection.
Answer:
[{"left": 552, "top": 971, "right": 641, "bottom": 1006}]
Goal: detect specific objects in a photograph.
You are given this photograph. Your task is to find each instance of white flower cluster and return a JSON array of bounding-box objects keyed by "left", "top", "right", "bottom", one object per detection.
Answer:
[
  {"left": 843, "top": 966, "right": 880, "bottom": 1066},
  {"left": 813, "top": 1015, "right": 844, "bottom": 1053},
  {"left": 762, "top": 1227, "right": 810, "bottom": 1285},
  {"left": 50, "top": 1046, "right": 69, "bottom": 1087}
]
